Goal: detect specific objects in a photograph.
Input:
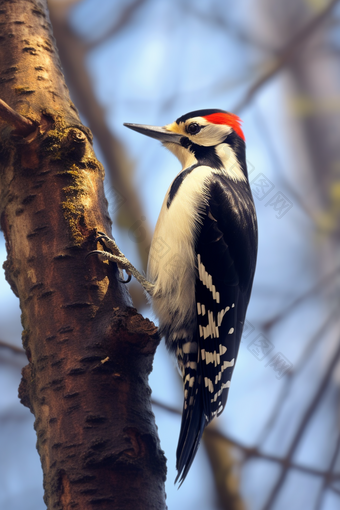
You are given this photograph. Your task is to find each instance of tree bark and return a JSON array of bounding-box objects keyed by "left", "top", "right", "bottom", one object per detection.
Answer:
[{"left": 0, "top": 1, "right": 166, "bottom": 509}]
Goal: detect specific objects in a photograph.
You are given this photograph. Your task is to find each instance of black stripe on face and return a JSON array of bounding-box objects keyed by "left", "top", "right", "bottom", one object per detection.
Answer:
[
  {"left": 176, "top": 109, "right": 227, "bottom": 124},
  {"left": 190, "top": 143, "right": 223, "bottom": 170},
  {"left": 180, "top": 136, "right": 223, "bottom": 171}
]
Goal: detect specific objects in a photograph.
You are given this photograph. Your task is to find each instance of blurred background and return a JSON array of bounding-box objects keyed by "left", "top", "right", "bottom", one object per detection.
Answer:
[{"left": 1, "top": 0, "right": 340, "bottom": 508}]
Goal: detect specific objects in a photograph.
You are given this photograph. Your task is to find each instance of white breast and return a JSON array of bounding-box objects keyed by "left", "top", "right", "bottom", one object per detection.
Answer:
[{"left": 147, "top": 166, "right": 211, "bottom": 336}]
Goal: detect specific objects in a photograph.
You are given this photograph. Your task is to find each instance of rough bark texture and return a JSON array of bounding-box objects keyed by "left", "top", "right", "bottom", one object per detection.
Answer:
[{"left": 0, "top": 1, "right": 167, "bottom": 509}]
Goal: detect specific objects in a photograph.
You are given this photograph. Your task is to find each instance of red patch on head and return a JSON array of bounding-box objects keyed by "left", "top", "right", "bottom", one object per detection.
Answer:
[{"left": 203, "top": 112, "right": 245, "bottom": 141}]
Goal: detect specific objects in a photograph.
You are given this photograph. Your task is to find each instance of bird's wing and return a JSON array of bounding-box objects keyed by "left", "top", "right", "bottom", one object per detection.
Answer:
[
  {"left": 176, "top": 175, "right": 257, "bottom": 483},
  {"left": 196, "top": 175, "right": 257, "bottom": 420},
  {"left": 195, "top": 209, "right": 239, "bottom": 420}
]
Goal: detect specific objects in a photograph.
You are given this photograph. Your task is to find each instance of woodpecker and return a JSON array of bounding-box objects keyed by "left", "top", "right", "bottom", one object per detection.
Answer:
[{"left": 89, "top": 109, "right": 258, "bottom": 485}]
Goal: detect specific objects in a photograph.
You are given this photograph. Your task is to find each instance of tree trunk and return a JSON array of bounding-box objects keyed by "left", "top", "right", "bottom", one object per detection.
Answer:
[{"left": 0, "top": 1, "right": 166, "bottom": 508}]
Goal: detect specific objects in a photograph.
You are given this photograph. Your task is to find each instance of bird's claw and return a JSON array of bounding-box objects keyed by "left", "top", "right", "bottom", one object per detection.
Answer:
[
  {"left": 87, "top": 232, "right": 132, "bottom": 284},
  {"left": 119, "top": 272, "right": 132, "bottom": 284},
  {"left": 87, "top": 230, "right": 154, "bottom": 295},
  {"left": 95, "top": 231, "right": 121, "bottom": 256}
]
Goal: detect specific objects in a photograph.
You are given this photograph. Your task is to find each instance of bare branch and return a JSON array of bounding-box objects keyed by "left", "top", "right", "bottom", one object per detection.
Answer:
[
  {"left": 257, "top": 306, "right": 340, "bottom": 444},
  {"left": 152, "top": 399, "right": 340, "bottom": 481},
  {"left": 233, "top": 0, "right": 340, "bottom": 113},
  {"left": 261, "top": 263, "right": 340, "bottom": 333},
  {"left": 204, "top": 422, "right": 245, "bottom": 510},
  {"left": 152, "top": 398, "right": 181, "bottom": 415},
  {"left": 181, "top": 2, "right": 269, "bottom": 50},
  {"left": 262, "top": 336, "right": 340, "bottom": 510},
  {"left": 206, "top": 429, "right": 340, "bottom": 481},
  {"left": 253, "top": 106, "right": 316, "bottom": 220},
  {"left": 84, "top": 0, "right": 148, "bottom": 50},
  {"left": 0, "top": 98, "right": 36, "bottom": 137},
  {"left": 0, "top": 339, "right": 25, "bottom": 355},
  {"left": 314, "top": 432, "right": 340, "bottom": 509},
  {"left": 330, "top": 486, "right": 340, "bottom": 496}
]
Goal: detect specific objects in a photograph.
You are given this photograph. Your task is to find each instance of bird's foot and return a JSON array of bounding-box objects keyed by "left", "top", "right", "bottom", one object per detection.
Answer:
[{"left": 87, "top": 232, "right": 154, "bottom": 295}]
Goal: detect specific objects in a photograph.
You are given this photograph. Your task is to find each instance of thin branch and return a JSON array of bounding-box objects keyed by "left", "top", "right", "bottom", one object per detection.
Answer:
[
  {"left": 151, "top": 399, "right": 340, "bottom": 481},
  {"left": 314, "top": 432, "right": 340, "bottom": 510},
  {"left": 233, "top": 0, "right": 340, "bottom": 113},
  {"left": 84, "top": 0, "right": 148, "bottom": 50},
  {"left": 204, "top": 422, "right": 245, "bottom": 510},
  {"left": 0, "top": 98, "right": 36, "bottom": 137},
  {"left": 330, "top": 486, "right": 340, "bottom": 496},
  {"left": 151, "top": 398, "right": 181, "bottom": 416},
  {"left": 261, "top": 263, "right": 340, "bottom": 333},
  {"left": 253, "top": 105, "right": 316, "bottom": 220},
  {"left": 182, "top": 2, "right": 270, "bottom": 51},
  {"left": 262, "top": 335, "right": 340, "bottom": 510},
  {"left": 0, "top": 338, "right": 25, "bottom": 355},
  {"left": 206, "top": 429, "right": 340, "bottom": 480},
  {"left": 257, "top": 306, "right": 340, "bottom": 445}
]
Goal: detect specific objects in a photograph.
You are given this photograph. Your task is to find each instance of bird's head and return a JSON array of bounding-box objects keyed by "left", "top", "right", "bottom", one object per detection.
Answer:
[{"left": 124, "top": 109, "right": 247, "bottom": 181}]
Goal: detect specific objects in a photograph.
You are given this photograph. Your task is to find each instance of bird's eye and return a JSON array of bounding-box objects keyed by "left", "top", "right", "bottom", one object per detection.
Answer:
[{"left": 187, "top": 123, "right": 201, "bottom": 135}]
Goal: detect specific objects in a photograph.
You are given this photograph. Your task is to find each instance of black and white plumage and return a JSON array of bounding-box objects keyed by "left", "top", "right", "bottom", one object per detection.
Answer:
[{"left": 89, "top": 109, "right": 257, "bottom": 485}]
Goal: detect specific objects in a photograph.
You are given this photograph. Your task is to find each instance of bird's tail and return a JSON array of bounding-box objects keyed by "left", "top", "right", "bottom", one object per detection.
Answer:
[{"left": 175, "top": 376, "right": 207, "bottom": 486}]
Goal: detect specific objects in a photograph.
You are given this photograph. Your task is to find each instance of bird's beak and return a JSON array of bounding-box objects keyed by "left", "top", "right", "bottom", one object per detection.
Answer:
[{"left": 124, "top": 123, "right": 182, "bottom": 144}]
